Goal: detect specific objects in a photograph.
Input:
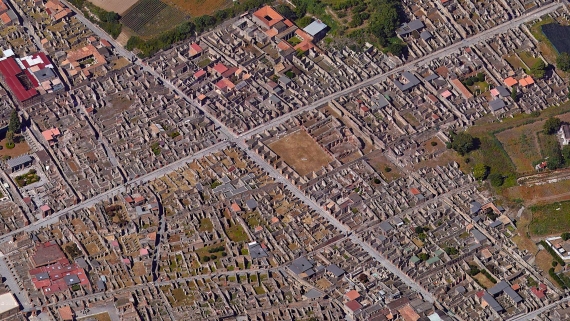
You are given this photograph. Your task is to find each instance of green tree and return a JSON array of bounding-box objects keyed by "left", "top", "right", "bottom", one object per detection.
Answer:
[
  {"left": 562, "top": 145, "right": 570, "bottom": 164},
  {"left": 387, "top": 42, "right": 406, "bottom": 57},
  {"left": 275, "top": 4, "right": 297, "bottom": 20},
  {"left": 544, "top": 116, "right": 562, "bottom": 135},
  {"left": 368, "top": 2, "right": 400, "bottom": 46},
  {"left": 489, "top": 173, "right": 504, "bottom": 187},
  {"left": 557, "top": 52, "right": 570, "bottom": 72},
  {"left": 511, "top": 87, "right": 519, "bottom": 102},
  {"left": 476, "top": 72, "right": 485, "bottom": 82},
  {"left": 8, "top": 110, "right": 20, "bottom": 134},
  {"left": 473, "top": 163, "right": 489, "bottom": 180},
  {"left": 5, "top": 131, "right": 14, "bottom": 149},
  {"left": 450, "top": 132, "right": 476, "bottom": 156},
  {"left": 530, "top": 59, "right": 547, "bottom": 79}
]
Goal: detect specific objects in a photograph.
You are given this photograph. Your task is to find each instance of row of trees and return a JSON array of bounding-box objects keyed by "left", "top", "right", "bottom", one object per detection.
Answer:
[
  {"left": 6, "top": 110, "right": 20, "bottom": 149},
  {"left": 67, "top": 0, "right": 122, "bottom": 38}
]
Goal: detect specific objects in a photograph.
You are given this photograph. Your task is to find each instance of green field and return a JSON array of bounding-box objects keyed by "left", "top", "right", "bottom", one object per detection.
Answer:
[{"left": 530, "top": 201, "right": 570, "bottom": 236}]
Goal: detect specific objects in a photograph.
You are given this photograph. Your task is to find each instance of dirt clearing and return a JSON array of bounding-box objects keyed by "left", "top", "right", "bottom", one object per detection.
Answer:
[{"left": 269, "top": 130, "right": 333, "bottom": 177}]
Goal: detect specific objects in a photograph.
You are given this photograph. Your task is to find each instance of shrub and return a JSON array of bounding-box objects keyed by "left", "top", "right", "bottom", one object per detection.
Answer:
[
  {"left": 430, "top": 141, "right": 437, "bottom": 146},
  {"left": 473, "top": 163, "right": 489, "bottom": 181},
  {"left": 489, "top": 173, "right": 504, "bottom": 187},
  {"left": 544, "top": 116, "right": 562, "bottom": 135}
]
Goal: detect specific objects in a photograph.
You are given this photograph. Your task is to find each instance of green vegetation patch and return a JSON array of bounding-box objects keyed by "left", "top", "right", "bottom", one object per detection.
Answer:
[
  {"left": 15, "top": 169, "right": 40, "bottom": 187},
  {"left": 530, "top": 201, "right": 570, "bottom": 236}
]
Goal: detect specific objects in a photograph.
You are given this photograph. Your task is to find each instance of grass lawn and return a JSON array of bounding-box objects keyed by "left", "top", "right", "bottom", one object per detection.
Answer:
[
  {"left": 225, "top": 224, "right": 249, "bottom": 243},
  {"left": 199, "top": 218, "right": 213, "bottom": 232},
  {"left": 529, "top": 200, "right": 570, "bottom": 236},
  {"left": 504, "top": 54, "right": 526, "bottom": 70},
  {"left": 519, "top": 51, "right": 541, "bottom": 69},
  {"left": 528, "top": 16, "right": 559, "bottom": 64}
]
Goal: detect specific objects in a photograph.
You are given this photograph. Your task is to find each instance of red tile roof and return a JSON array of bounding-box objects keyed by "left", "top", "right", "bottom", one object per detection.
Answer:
[
  {"left": 252, "top": 6, "right": 284, "bottom": 28},
  {"left": 345, "top": 299, "right": 362, "bottom": 312},
  {"left": 213, "top": 63, "right": 228, "bottom": 74},
  {"left": 0, "top": 57, "right": 38, "bottom": 102}
]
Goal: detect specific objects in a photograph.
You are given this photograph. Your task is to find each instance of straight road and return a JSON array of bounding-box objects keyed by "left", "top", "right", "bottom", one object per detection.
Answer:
[
  {"left": 506, "top": 296, "right": 570, "bottom": 321},
  {"left": 0, "top": 141, "right": 229, "bottom": 245},
  {"left": 12, "top": 0, "right": 564, "bottom": 313}
]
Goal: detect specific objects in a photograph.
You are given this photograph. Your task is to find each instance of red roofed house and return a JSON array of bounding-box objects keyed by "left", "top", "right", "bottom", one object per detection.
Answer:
[
  {"left": 211, "top": 63, "right": 229, "bottom": 75},
  {"left": 504, "top": 77, "right": 518, "bottom": 87},
  {"left": 519, "top": 76, "right": 535, "bottom": 87},
  {"left": 194, "top": 69, "right": 207, "bottom": 80},
  {"left": 345, "top": 289, "right": 360, "bottom": 301},
  {"left": 30, "top": 241, "right": 67, "bottom": 268},
  {"left": 0, "top": 1, "right": 8, "bottom": 15},
  {"left": 344, "top": 300, "right": 363, "bottom": 318},
  {"left": 450, "top": 78, "right": 473, "bottom": 100},
  {"left": 58, "top": 306, "right": 74, "bottom": 321},
  {"left": 252, "top": 6, "right": 284, "bottom": 30},
  {"left": 45, "top": 0, "right": 73, "bottom": 22},
  {"left": 0, "top": 57, "right": 38, "bottom": 103},
  {"left": 189, "top": 43, "right": 203, "bottom": 57},
  {"left": 42, "top": 128, "right": 60, "bottom": 144},
  {"left": 215, "top": 78, "right": 235, "bottom": 93}
]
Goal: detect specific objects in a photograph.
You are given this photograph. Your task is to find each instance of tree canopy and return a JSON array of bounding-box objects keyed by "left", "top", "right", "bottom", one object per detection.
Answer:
[
  {"left": 473, "top": 163, "right": 489, "bottom": 181},
  {"left": 557, "top": 52, "right": 570, "bottom": 72},
  {"left": 543, "top": 116, "right": 562, "bottom": 135},
  {"left": 449, "top": 131, "right": 476, "bottom": 156},
  {"left": 8, "top": 110, "right": 20, "bottom": 134}
]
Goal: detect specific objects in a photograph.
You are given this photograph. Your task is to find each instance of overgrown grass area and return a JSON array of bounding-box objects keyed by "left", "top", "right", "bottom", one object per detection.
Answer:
[
  {"left": 529, "top": 201, "right": 570, "bottom": 236},
  {"left": 225, "top": 224, "right": 249, "bottom": 243}
]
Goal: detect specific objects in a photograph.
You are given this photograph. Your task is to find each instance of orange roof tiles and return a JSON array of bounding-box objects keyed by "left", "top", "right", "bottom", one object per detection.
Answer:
[
  {"left": 345, "top": 289, "right": 360, "bottom": 300},
  {"left": 504, "top": 77, "right": 518, "bottom": 87},
  {"left": 519, "top": 76, "right": 534, "bottom": 87},
  {"left": 231, "top": 203, "right": 241, "bottom": 212},
  {"left": 398, "top": 305, "right": 420, "bottom": 321},
  {"left": 213, "top": 63, "right": 228, "bottom": 74},
  {"left": 42, "top": 128, "right": 60, "bottom": 141},
  {"left": 0, "top": 12, "right": 11, "bottom": 24},
  {"left": 450, "top": 78, "right": 473, "bottom": 99},
  {"left": 58, "top": 306, "right": 73, "bottom": 321},
  {"left": 252, "top": 6, "right": 284, "bottom": 28},
  {"left": 264, "top": 28, "right": 279, "bottom": 38},
  {"left": 277, "top": 40, "right": 292, "bottom": 51}
]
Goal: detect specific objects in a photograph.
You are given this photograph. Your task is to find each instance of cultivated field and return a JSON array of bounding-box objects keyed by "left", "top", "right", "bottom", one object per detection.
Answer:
[
  {"left": 163, "top": 0, "right": 233, "bottom": 17},
  {"left": 88, "top": 0, "right": 139, "bottom": 15},
  {"left": 122, "top": 0, "right": 186, "bottom": 38},
  {"left": 269, "top": 130, "right": 333, "bottom": 177}
]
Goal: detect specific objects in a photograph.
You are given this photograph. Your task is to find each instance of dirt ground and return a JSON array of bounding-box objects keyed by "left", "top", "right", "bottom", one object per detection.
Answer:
[
  {"left": 504, "top": 179, "right": 570, "bottom": 205},
  {"left": 269, "top": 130, "right": 333, "bottom": 177},
  {"left": 163, "top": 0, "right": 232, "bottom": 17},
  {"left": 0, "top": 135, "right": 29, "bottom": 158},
  {"left": 88, "top": 0, "right": 139, "bottom": 14},
  {"left": 365, "top": 150, "right": 402, "bottom": 182}
]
